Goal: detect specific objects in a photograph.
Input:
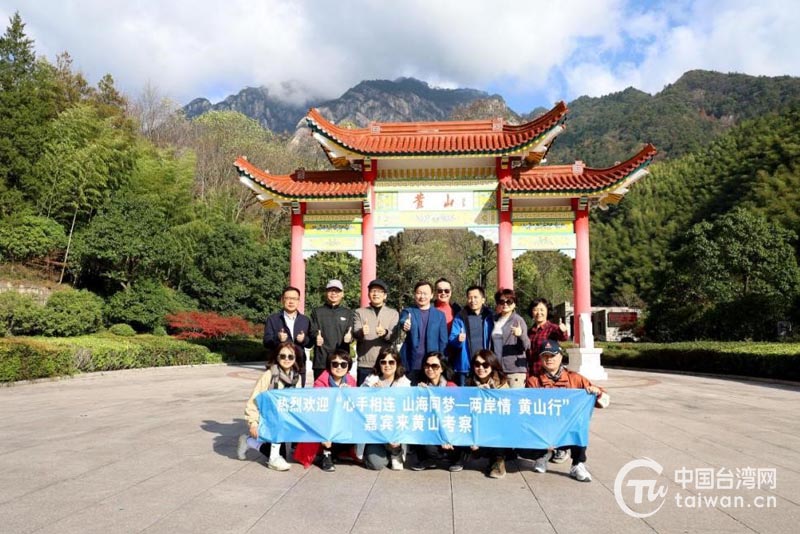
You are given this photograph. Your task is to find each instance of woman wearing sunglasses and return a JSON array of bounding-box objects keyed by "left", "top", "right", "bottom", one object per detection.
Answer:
[
  {"left": 411, "top": 352, "right": 459, "bottom": 471},
  {"left": 238, "top": 341, "right": 300, "bottom": 471},
  {"left": 491, "top": 288, "right": 531, "bottom": 388},
  {"left": 310, "top": 349, "right": 357, "bottom": 472},
  {"left": 467, "top": 349, "right": 510, "bottom": 478},
  {"left": 360, "top": 347, "right": 411, "bottom": 470}
]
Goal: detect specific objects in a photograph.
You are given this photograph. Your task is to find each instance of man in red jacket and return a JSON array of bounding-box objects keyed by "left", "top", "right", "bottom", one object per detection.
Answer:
[{"left": 525, "top": 339, "right": 609, "bottom": 482}]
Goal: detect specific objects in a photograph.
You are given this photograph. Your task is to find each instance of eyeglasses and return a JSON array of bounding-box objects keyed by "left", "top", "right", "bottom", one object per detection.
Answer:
[
  {"left": 278, "top": 352, "right": 295, "bottom": 361},
  {"left": 496, "top": 299, "right": 514, "bottom": 306},
  {"left": 330, "top": 361, "right": 349, "bottom": 369},
  {"left": 423, "top": 363, "right": 441, "bottom": 370},
  {"left": 379, "top": 359, "right": 396, "bottom": 366},
  {"left": 436, "top": 288, "right": 451, "bottom": 294},
  {"left": 474, "top": 361, "right": 491, "bottom": 369}
]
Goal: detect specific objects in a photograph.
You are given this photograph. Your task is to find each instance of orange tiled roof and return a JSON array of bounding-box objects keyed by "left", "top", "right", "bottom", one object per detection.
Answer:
[
  {"left": 306, "top": 101, "right": 567, "bottom": 157},
  {"left": 505, "top": 144, "right": 657, "bottom": 194},
  {"left": 235, "top": 157, "right": 367, "bottom": 199}
]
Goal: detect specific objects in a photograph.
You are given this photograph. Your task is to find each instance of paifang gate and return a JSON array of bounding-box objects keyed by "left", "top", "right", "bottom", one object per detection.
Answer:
[{"left": 234, "top": 103, "right": 656, "bottom": 380}]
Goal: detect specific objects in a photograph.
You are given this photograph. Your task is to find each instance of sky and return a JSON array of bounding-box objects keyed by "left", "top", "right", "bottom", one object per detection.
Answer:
[{"left": 3, "top": 0, "right": 799, "bottom": 114}]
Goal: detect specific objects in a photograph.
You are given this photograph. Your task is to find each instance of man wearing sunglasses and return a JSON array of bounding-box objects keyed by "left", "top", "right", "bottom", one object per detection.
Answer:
[
  {"left": 353, "top": 279, "right": 400, "bottom": 386},
  {"left": 433, "top": 278, "right": 461, "bottom": 333}
]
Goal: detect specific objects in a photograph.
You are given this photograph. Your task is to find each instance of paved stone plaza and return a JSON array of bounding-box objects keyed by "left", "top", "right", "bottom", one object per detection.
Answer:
[{"left": 0, "top": 364, "right": 798, "bottom": 534}]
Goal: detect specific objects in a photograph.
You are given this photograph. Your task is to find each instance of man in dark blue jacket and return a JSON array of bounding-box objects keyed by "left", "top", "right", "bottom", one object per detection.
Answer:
[
  {"left": 263, "top": 286, "right": 314, "bottom": 386},
  {"left": 448, "top": 285, "right": 493, "bottom": 386},
  {"left": 398, "top": 280, "right": 447, "bottom": 385}
]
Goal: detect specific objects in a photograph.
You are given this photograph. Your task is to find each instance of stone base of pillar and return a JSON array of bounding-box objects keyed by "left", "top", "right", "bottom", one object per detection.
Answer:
[{"left": 566, "top": 348, "right": 607, "bottom": 381}]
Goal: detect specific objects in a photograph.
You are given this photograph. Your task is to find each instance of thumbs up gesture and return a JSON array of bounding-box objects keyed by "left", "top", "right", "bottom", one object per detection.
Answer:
[
  {"left": 458, "top": 331, "right": 466, "bottom": 343},
  {"left": 511, "top": 321, "right": 523, "bottom": 337},
  {"left": 296, "top": 330, "right": 305, "bottom": 343},
  {"left": 403, "top": 315, "right": 411, "bottom": 332},
  {"left": 362, "top": 322, "right": 370, "bottom": 335},
  {"left": 375, "top": 321, "right": 385, "bottom": 337},
  {"left": 343, "top": 326, "right": 353, "bottom": 344},
  {"left": 316, "top": 331, "right": 324, "bottom": 347},
  {"left": 558, "top": 317, "right": 567, "bottom": 333},
  {"left": 278, "top": 328, "right": 288, "bottom": 342}
]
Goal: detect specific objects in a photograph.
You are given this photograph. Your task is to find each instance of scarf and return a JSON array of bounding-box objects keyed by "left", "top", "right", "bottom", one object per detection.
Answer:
[
  {"left": 545, "top": 365, "right": 565, "bottom": 383},
  {"left": 269, "top": 364, "right": 299, "bottom": 389}
]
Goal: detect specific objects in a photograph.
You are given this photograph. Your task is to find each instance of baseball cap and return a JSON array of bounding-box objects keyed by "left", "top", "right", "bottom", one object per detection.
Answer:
[
  {"left": 539, "top": 339, "right": 562, "bottom": 356},
  {"left": 368, "top": 279, "right": 388, "bottom": 292},
  {"left": 325, "top": 279, "right": 344, "bottom": 291}
]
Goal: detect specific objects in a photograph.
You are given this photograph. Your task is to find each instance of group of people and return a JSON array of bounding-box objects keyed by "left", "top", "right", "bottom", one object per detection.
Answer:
[{"left": 238, "top": 278, "right": 608, "bottom": 482}]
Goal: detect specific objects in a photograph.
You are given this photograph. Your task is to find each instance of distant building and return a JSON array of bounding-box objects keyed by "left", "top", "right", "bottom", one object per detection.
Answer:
[{"left": 554, "top": 302, "right": 641, "bottom": 342}]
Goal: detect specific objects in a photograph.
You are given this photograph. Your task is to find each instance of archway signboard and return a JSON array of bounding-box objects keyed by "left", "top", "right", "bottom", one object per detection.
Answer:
[{"left": 235, "top": 103, "right": 656, "bottom": 379}]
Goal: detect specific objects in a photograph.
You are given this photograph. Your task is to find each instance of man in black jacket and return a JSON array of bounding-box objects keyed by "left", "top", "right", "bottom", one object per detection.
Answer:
[
  {"left": 310, "top": 279, "right": 354, "bottom": 380},
  {"left": 263, "top": 286, "right": 314, "bottom": 386}
]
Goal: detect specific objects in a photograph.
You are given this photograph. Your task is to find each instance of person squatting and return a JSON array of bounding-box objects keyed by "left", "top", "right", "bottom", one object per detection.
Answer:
[{"left": 239, "top": 279, "right": 609, "bottom": 481}]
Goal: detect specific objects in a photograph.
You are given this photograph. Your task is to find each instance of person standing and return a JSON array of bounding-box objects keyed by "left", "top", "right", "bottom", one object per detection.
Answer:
[
  {"left": 433, "top": 277, "right": 461, "bottom": 333},
  {"left": 448, "top": 285, "right": 493, "bottom": 386},
  {"left": 491, "top": 288, "right": 531, "bottom": 388},
  {"left": 527, "top": 297, "right": 569, "bottom": 375},
  {"left": 310, "top": 279, "right": 354, "bottom": 381},
  {"left": 263, "top": 286, "right": 313, "bottom": 386},
  {"left": 398, "top": 281, "right": 448, "bottom": 385},
  {"left": 353, "top": 279, "right": 399, "bottom": 386}
]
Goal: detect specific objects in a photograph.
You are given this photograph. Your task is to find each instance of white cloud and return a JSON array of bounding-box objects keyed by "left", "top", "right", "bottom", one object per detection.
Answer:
[{"left": 3, "top": 0, "right": 799, "bottom": 110}]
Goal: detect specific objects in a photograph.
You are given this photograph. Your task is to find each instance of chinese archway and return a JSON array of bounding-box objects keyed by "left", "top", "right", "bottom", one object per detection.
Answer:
[{"left": 234, "top": 102, "right": 656, "bottom": 379}]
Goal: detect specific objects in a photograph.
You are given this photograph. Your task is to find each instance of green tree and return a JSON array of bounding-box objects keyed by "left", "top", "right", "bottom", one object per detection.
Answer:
[
  {"left": 40, "top": 288, "right": 104, "bottom": 336},
  {"left": 105, "top": 279, "right": 195, "bottom": 332},
  {"left": 0, "top": 214, "right": 66, "bottom": 262},
  {"left": 647, "top": 208, "right": 800, "bottom": 340},
  {"left": 0, "top": 12, "right": 58, "bottom": 194},
  {"left": 22, "top": 104, "right": 137, "bottom": 281},
  {"left": 180, "top": 222, "right": 289, "bottom": 321}
]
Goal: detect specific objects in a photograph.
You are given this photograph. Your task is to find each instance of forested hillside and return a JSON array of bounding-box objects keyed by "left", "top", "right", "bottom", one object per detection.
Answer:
[{"left": 2, "top": 12, "right": 799, "bottom": 341}]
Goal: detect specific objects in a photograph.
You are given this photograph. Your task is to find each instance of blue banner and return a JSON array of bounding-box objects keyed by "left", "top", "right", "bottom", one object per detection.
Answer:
[{"left": 256, "top": 387, "right": 596, "bottom": 449}]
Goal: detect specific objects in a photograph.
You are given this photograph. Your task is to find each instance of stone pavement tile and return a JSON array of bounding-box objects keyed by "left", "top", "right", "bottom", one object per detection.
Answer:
[
  {"left": 136, "top": 460, "right": 309, "bottom": 534},
  {"left": 450, "top": 462, "right": 554, "bottom": 534},
  {"left": 246, "top": 462, "right": 379, "bottom": 533},
  {"left": 29, "top": 453, "right": 244, "bottom": 534},
  {"left": 0, "top": 486, "right": 98, "bottom": 534},
  {"left": 0, "top": 445, "right": 123, "bottom": 503},
  {"left": 347, "top": 466, "right": 453, "bottom": 534}
]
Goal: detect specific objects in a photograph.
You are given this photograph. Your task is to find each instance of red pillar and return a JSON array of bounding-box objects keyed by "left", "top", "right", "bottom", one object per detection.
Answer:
[
  {"left": 496, "top": 158, "right": 513, "bottom": 290},
  {"left": 361, "top": 160, "right": 378, "bottom": 307},
  {"left": 572, "top": 199, "right": 591, "bottom": 347},
  {"left": 290, "top": 203, "right": 306, "bottom": 312}
]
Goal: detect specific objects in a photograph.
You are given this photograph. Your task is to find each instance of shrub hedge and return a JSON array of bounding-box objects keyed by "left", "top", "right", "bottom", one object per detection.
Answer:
[
  {"left": 108, "top": 323, "right": 136, "bottom": 336},
  {"left": 601, "top": 342, "right": 800, "bottom": 382},
  {"left": 0, "top": 334, "right": 222, "bottom": 382}
]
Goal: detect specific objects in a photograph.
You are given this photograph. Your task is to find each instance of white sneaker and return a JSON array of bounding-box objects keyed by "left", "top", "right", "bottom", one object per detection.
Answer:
[
  {"left": 268, "top": 455, "right": 291, "bottom": 471},
  {"left": 236, "top": 434, "right": 248, "bottom": 461},
  {"left": 533, "top": 455, "right": 548, "bottom": 473},
  {"left": 569, "top": 462, "right": 592, "bottom": 482},
  {"left": 390, "top": 456, "right": 403, "bottom": 471}
]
